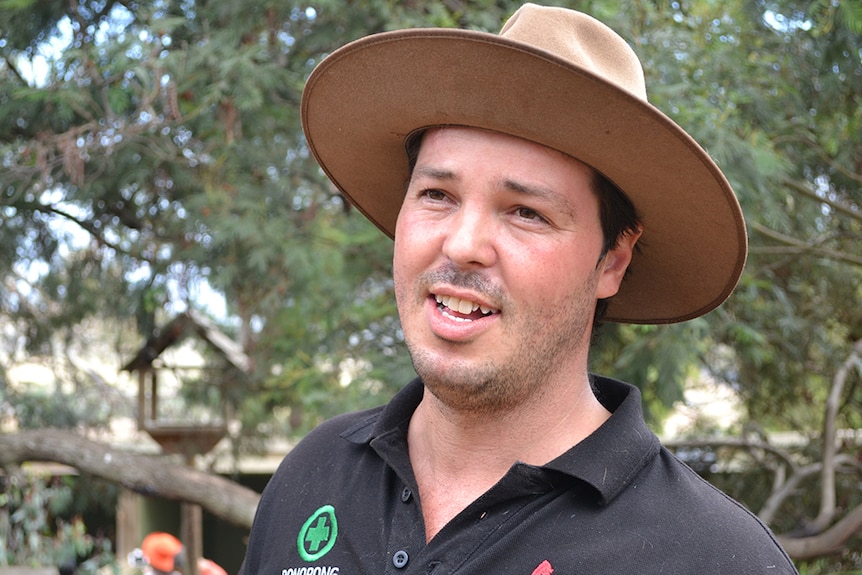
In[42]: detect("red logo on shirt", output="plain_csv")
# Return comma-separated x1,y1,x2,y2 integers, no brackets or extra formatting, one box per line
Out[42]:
531,560,554,575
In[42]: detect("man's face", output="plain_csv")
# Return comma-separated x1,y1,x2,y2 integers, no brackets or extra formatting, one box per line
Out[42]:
393,127,635,414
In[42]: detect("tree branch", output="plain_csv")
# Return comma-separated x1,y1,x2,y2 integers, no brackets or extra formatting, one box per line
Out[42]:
778,503,862,560
757,454,861,525
782,177,862,224
749,222,862,267
663,436,797,469
811,341,862,531
0,429,261,529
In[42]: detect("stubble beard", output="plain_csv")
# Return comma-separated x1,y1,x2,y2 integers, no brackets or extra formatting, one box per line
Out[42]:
400,266,598,416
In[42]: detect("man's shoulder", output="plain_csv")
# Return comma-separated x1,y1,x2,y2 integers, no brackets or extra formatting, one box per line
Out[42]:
638,447,797,571
283,403,386,460
255,403,391,515
653,446,758,511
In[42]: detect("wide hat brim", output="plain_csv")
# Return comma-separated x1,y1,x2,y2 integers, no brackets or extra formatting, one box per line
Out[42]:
301,25,746,324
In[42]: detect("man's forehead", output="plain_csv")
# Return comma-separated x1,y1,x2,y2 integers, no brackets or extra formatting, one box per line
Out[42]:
412,126,595,194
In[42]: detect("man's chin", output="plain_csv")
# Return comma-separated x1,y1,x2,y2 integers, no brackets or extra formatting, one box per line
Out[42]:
413,364,523,416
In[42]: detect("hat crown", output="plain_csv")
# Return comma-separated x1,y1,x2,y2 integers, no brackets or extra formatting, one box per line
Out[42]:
500,3,647,100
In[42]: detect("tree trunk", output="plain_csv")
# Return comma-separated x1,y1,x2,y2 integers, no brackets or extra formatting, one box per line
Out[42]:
0,429,261,529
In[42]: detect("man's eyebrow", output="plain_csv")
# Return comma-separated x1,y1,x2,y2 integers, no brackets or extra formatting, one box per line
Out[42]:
502,178,576,217
411,165,459,181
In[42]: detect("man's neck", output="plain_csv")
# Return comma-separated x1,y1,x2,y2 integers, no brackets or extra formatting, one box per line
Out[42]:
406,376,611,541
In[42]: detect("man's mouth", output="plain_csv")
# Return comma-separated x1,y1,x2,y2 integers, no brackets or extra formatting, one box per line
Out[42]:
434,294,499,322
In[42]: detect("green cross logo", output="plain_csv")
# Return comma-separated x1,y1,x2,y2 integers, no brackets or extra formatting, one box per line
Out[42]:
297,505,338,561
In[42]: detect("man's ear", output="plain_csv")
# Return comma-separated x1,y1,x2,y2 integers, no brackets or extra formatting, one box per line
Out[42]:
596,226,642,300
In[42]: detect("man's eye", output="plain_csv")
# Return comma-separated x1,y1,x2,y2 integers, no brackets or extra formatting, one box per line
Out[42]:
423,189,447,201
516,207,546,222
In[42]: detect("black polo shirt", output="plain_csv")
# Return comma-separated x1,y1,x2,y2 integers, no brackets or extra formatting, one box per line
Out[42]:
241,376,796,575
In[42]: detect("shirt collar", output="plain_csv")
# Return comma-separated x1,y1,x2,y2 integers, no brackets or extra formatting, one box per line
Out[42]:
340,377,424,445
543,375,661,504
341,376,660,505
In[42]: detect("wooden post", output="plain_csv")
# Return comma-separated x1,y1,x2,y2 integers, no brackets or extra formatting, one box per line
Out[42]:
137,372,146,427
149,372,159,424
115,489,142,564
180,454,201,575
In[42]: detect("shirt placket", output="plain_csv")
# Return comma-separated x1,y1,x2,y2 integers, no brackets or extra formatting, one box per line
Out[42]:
383,478,428,574
387,464,557,575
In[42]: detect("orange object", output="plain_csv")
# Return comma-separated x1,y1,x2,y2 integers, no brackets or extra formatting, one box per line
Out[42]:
142,532,184,573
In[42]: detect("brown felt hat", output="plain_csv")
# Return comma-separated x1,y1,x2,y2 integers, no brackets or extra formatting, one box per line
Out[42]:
301,3,747,324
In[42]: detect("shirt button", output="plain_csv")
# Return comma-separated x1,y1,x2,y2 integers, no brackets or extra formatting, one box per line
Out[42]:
393,550,409,569
401,487,413,502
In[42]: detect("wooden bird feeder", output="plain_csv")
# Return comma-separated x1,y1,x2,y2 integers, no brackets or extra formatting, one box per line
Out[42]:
122,310,251,459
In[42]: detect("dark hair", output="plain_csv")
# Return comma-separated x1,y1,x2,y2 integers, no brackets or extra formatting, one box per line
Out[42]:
404,130,640,334
591,172,640,330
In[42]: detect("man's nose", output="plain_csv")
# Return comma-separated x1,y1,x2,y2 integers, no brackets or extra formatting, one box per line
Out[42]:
441,205,497,269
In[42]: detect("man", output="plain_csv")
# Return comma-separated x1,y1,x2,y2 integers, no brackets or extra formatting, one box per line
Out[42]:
241,4,797,574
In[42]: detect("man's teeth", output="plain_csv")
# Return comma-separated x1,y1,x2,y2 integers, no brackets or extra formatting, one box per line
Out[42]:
435,294,497,315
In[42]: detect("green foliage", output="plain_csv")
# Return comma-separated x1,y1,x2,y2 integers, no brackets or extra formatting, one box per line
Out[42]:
5,388,108,429
0,473,115,573
592,321,709,424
